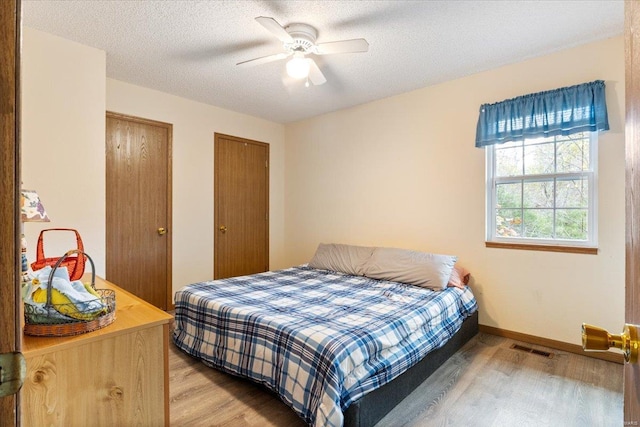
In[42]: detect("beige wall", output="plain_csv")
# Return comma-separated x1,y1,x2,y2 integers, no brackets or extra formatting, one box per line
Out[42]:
21,28,107,275
106,79,286,296
284,36,626,345
21,27,287,298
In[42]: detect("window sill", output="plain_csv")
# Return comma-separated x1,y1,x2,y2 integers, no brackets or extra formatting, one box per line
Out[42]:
485,241,598,255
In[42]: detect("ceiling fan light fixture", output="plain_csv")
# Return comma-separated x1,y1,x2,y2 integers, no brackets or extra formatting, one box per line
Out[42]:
286,55,310,79
241,17,369,86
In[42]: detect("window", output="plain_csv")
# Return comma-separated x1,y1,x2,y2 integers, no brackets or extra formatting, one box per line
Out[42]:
476,80,608,253
486,131,597,248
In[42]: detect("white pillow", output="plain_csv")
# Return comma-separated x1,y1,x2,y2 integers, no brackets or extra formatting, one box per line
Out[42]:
308,243,375,276
363,247,457,291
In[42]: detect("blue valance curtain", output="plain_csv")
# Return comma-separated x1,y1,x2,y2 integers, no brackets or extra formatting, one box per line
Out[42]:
475,80,609,148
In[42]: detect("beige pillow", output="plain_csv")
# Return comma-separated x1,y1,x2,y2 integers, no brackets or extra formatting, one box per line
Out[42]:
308,243,375,276
363,247,457,291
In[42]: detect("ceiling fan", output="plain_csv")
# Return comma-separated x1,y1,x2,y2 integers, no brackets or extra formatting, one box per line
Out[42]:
237,16,369,86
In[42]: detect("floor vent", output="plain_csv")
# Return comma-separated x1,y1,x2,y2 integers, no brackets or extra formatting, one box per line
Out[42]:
510,343,554,358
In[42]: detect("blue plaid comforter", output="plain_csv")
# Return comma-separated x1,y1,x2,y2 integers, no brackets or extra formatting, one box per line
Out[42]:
173,266,477,427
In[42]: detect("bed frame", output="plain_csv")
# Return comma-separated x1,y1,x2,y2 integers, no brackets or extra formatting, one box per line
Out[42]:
343,310,479,427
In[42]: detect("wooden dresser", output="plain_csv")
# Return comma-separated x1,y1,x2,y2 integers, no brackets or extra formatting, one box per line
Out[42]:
21,276,173,426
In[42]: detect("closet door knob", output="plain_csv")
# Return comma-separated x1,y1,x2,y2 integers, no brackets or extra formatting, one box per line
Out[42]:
157,227,167,235
219,225,227,233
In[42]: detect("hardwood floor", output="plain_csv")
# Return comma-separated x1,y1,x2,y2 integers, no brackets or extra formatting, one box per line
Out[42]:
169,342,306,427
169,332,623,427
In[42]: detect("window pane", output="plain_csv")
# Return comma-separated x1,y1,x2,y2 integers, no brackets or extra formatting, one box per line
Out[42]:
522,209,553,238
495,145,523,177
524,142,554,175
556,178,588,208
557,134,590,173
488,131,596,246
556,209,588,240
496,209,522,237
496,182,521,208
523,181,554,208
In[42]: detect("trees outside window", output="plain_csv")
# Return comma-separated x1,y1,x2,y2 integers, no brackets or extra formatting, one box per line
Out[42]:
487,132,597,247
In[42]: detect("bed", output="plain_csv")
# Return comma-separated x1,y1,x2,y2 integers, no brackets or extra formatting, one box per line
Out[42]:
173,245,478,427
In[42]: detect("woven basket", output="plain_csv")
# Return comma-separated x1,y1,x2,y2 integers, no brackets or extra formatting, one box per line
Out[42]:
24,250,116,337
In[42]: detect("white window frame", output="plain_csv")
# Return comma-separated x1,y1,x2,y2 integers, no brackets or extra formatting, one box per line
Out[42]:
485,132,598,248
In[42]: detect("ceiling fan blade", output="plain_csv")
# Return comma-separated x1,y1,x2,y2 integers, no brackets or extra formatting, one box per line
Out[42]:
236,52,291,67
315,39,369,55
255,16,294,43
308,59,327,85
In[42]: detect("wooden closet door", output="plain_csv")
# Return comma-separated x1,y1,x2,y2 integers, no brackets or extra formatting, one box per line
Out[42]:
214,134,269,279
106,112,172,310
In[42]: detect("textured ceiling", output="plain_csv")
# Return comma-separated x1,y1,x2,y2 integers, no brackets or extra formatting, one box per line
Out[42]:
22,1,624,124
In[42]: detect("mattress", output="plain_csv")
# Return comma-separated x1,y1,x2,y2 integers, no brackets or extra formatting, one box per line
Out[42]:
173,265,477,427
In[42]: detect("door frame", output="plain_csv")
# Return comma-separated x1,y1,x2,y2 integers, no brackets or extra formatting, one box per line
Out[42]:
1,0,21,425
105,111,173,310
